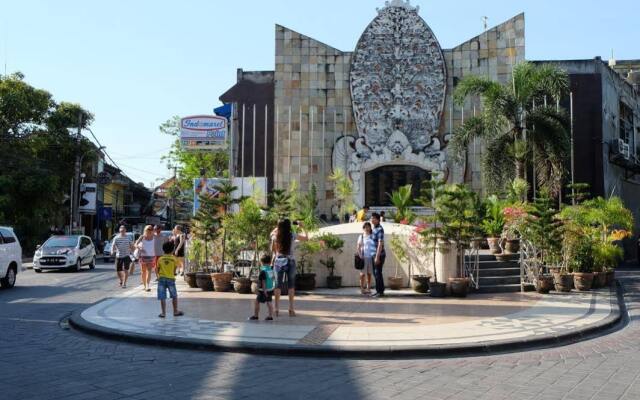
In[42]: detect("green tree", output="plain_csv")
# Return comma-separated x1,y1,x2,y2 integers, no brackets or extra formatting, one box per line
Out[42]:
451,62,570,196
191,193,222,271
523,193,562,267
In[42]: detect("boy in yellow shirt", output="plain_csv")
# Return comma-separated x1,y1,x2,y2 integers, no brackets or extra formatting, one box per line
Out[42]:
156,241,184,318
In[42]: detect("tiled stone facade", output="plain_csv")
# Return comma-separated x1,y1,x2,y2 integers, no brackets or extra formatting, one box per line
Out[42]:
274,12,525,216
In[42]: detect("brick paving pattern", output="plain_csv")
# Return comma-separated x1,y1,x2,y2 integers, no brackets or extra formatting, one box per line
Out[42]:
1,263,639,400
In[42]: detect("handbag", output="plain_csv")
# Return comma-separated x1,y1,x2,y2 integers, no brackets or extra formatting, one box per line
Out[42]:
354,253,364,270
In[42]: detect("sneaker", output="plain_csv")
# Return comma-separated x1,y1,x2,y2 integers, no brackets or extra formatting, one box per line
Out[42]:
370,292,380,298
247,316,259,321
265,316,273,321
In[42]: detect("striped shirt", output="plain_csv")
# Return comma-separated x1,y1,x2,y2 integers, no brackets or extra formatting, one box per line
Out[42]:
112,235,133,258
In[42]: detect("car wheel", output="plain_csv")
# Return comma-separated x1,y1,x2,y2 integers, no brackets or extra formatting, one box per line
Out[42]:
0,265,17,288
89,257,96,269
34,268,42,273
71,259,81,272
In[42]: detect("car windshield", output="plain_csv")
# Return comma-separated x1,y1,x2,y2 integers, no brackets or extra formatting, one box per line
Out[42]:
45,236,78,247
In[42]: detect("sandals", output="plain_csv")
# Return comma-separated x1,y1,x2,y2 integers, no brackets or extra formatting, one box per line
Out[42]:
289,309,296,317
173,311,184,317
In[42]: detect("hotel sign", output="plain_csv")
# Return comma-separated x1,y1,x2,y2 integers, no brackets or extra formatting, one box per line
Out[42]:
180,115,227,150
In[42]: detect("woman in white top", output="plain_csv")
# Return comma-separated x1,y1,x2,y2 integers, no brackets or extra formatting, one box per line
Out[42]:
356,222,376,294
135,225,156,292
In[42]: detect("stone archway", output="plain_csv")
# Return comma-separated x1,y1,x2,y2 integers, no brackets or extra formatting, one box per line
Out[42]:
364,164,431,206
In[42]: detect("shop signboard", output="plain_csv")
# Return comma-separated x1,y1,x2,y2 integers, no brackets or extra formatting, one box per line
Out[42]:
180,115,227,150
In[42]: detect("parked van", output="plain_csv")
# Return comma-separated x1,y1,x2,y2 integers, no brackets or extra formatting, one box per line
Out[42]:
0,226,23,289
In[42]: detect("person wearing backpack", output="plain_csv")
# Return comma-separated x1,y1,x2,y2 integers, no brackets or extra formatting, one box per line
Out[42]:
248,254,276,321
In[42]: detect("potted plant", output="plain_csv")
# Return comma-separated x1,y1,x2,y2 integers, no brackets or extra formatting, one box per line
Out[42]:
389,234,409,291
523,193,565,293
296,239,322,291
184,239,204,288
441,185,480,297
317,232,345,289
482,195,505,254
593,241,623,288
418,176,448,297
502,204,527,254
388,184,416,224
572,237,594,291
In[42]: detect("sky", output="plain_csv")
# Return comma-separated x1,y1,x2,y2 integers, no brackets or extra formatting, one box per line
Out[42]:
2,0,638,187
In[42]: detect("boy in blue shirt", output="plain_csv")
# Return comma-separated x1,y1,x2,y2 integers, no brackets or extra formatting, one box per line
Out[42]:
248,254,276,321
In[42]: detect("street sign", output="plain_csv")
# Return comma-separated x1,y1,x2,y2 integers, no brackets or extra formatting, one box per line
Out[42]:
97,171,112,185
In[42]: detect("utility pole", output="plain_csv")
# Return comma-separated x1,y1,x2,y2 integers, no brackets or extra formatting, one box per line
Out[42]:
72,112,83,233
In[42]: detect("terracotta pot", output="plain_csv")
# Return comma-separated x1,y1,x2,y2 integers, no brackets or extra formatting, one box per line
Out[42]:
326,275,342,289
184,272,198,288
429,282,447,298
487,237,501,254
410,275,431,294
553,272,572,292
233,277,252,294
449,277,469,298
592,271,607,289
503,239,520,254
387,276,403,290
535,275,554,294
195,272,213,291
573,272,594,291
211,272,234,292
495,253,512,262
605,270,615,286
295,273,316,291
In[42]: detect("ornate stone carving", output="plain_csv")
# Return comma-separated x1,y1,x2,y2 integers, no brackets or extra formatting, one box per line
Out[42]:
334,2,447,205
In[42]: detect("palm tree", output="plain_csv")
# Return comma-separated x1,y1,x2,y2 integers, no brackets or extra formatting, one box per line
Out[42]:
451,61,570,196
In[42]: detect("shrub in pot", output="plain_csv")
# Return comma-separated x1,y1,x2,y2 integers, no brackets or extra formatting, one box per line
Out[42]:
195,272,214,291
233,276,252,294
318,233,344,289
482,195,505,254
593,242,623,288
535,275,554,294
411,276,430,293
211,271,234,292
184,272,198,288
296,240,322,291
572,238,595,291
389,234,409,291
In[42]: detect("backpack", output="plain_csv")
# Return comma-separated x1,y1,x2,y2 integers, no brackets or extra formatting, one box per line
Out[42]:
260,266,276,292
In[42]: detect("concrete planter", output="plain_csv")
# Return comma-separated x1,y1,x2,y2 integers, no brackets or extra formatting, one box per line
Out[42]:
233,277,252,294
592,271,607,289
553,272,572,292
535,275,554,294
449,277,469,297
326,275,342,289
296,273,316,291
195,272,213,291
410,275,430,294
429,282,447,297
184,272,198,288
211,272,233,292
573,272,594,291
487,237,501,254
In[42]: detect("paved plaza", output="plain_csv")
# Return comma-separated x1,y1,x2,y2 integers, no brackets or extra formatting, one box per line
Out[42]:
74,279,619,354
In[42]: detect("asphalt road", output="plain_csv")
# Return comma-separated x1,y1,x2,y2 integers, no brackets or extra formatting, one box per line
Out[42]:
1,262,640,400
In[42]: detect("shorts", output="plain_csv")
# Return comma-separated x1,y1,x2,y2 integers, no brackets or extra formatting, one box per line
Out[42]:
362,257,373,275
275,257,296,289
157,278,177,300
256,290,273,303
140,256,155,269
116,257,131,272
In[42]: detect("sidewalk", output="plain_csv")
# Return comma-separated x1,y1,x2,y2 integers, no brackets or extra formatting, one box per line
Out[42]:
71,278,622,356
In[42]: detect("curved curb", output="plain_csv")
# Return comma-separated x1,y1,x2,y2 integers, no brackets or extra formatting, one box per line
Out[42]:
69,282,626,359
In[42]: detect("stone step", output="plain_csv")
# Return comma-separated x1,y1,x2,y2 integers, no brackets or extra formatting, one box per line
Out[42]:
477,261,519,269
466,253,519,262
478,267,521,277
478,275,521,286
474,284,525,294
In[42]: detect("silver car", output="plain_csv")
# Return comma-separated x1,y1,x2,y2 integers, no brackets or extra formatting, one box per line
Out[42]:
33,235,96,272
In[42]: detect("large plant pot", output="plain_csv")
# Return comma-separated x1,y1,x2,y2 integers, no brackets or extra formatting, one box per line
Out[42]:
503,239,520,255
295,273,316,291
211,272,234,292
195,272,213,291
494,253,512,262
592,271,607,289
573,272,594,291
535,275,554,294
233,277,252,294
429,282,447,298
184,272,198,288
387,276,403,290
326,275,342,289
411,275,431,294
487,237,501,254
449,277,469,298
553,272,572,292
605,269,615,286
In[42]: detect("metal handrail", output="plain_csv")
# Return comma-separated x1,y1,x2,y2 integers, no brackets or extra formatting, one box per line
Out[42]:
464,242,480,289
519,238,539,292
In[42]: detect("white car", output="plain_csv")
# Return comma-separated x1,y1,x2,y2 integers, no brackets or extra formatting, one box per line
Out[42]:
0,226,22,289
33,235,96,272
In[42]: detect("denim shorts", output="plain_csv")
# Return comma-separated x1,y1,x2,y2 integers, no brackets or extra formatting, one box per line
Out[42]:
157,277,177,300
275,257,296,289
